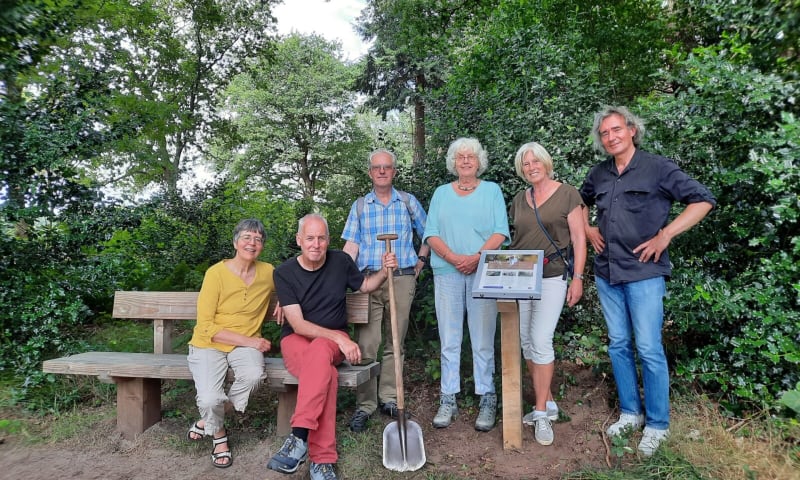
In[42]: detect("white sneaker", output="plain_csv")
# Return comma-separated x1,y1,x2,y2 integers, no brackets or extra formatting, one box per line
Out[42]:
606,413,645,436
638,427,669,456
533,416,554,446
522,404,559,425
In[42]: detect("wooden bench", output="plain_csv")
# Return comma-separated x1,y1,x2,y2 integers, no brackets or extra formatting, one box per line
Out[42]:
42,290,378,440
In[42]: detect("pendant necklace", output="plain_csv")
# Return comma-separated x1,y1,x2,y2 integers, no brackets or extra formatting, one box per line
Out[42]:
457,180,477,191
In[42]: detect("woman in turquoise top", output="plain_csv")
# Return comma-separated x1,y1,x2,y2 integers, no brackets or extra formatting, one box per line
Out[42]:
423,137,510,432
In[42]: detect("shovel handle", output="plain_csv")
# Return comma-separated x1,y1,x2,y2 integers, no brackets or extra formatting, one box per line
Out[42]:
377,234,404,411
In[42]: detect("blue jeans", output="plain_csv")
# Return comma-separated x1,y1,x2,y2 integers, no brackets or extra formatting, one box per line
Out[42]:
434,271,498,396
596,275,670,430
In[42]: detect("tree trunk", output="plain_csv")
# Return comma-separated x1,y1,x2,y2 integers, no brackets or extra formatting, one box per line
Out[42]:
413,73,426,165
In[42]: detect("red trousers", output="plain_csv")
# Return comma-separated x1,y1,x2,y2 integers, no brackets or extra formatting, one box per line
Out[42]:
281,333,344,464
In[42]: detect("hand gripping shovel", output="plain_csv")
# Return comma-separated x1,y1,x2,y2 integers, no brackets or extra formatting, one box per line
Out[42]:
378,233,426,472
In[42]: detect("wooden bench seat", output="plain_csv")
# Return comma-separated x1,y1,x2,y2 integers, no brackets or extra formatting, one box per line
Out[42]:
42,290,377,440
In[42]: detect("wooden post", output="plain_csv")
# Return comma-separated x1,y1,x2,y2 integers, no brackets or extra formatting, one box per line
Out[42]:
276,388,298,436
153,319,172,354
116,377,162,440
497,299,522,450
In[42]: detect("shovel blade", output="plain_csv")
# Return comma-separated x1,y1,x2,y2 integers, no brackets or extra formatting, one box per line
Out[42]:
382,418,426,472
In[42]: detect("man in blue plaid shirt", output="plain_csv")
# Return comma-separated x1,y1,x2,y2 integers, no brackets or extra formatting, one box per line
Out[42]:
341,148,430,433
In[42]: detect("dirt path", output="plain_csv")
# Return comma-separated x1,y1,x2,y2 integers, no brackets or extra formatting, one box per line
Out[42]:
1,361,614,479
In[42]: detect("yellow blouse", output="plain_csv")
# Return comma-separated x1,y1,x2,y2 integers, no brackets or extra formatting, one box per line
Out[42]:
189,260,275,352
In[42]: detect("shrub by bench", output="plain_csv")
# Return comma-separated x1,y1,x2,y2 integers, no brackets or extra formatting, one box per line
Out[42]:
42,290,378,440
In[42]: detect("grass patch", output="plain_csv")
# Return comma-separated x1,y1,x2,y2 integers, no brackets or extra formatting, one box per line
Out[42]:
566,392,800,480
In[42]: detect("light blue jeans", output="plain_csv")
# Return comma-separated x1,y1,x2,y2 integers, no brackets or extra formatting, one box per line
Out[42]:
596,275,670,430
434,271,498,396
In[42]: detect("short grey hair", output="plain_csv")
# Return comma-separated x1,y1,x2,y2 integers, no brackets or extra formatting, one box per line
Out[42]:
367,148,397,169
297,213,329,236
233,218,266,243
513,142,554,182
591,105,646,154
445,137,489,176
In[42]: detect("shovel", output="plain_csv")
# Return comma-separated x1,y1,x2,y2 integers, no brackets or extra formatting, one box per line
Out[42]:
378,233,426,472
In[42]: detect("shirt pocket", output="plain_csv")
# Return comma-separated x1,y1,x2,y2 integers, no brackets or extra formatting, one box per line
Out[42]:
623,186,651,213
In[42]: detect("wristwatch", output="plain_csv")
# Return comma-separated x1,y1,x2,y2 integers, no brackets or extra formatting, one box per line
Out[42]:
418,255,429,264
574,273,585,280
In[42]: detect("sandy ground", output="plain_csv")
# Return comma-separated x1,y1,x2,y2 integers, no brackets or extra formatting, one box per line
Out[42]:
1,361,615,479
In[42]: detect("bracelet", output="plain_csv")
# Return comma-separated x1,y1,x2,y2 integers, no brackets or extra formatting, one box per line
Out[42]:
574,273,585,280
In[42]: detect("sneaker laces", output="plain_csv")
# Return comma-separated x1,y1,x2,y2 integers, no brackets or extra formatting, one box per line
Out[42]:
278,434,303,457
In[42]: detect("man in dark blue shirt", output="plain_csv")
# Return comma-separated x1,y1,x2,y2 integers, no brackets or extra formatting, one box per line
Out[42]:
579,106,716,456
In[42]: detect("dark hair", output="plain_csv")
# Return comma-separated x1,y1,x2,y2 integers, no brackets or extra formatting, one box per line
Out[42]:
591,105,646,154
233,218,266,243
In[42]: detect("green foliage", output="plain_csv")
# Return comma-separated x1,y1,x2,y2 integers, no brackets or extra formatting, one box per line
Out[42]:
217,33,365,201
639,36,800,413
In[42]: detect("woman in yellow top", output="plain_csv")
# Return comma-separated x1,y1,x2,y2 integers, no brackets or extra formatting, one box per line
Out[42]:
186,218,275,468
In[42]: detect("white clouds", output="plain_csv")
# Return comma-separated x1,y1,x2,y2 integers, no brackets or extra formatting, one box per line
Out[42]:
273,0,369,61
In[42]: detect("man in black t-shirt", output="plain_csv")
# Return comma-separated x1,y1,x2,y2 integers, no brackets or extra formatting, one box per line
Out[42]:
266,214,396,480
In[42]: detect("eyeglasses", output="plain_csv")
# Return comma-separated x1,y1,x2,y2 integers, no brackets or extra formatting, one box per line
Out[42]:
239,234,264,244
456,154,478,162
370,164,395,171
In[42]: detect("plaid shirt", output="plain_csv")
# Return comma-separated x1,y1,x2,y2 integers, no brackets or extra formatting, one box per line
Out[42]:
341,188,427,271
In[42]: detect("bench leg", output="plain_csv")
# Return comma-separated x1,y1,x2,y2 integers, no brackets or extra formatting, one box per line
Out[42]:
115,377,162,440
276,387,298,437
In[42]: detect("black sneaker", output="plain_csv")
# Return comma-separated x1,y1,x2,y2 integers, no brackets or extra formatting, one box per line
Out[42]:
348,409,370,433
379,401,399,418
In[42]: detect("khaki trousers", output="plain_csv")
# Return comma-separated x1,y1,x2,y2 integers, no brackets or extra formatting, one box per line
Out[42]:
354,274,416,413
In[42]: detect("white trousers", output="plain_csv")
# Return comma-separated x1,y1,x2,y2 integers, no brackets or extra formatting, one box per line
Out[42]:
519,276,568,364
187,345,264,435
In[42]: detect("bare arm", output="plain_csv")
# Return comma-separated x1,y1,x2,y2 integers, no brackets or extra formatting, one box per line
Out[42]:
428,233,506,275
566,205,587,307
633,201,714,263
281,303,361,364
343,240,359,261
359,252,397,292
211,330,271,353
583,204,605,254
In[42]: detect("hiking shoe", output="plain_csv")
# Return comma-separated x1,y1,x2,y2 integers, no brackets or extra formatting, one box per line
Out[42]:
475,393,497,432
638,427,669,456
607,412,645,436
523,404,559,425
533,416,554,446
380,401,399,418
266,434,308,474
432,393,457,428
380,401,410,419
310,462,338,480
349,409,371,433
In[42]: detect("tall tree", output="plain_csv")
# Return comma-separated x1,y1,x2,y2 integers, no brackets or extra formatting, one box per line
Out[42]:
82,0,279,196
216,33,364,201
356,0,494,164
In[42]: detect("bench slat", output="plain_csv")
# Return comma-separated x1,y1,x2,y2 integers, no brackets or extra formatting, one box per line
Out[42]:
43,352,379,388
112,291,368,324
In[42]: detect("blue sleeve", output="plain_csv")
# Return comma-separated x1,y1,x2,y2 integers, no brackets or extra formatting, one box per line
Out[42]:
341,200,360,243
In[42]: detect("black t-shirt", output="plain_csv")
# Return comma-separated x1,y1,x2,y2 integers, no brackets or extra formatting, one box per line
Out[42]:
274,249,364,339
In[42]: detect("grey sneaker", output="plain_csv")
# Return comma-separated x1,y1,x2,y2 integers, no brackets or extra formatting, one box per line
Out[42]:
310,462,338,480
606,412,645,437
475,393,497,432
533,416,554,446
432,393,458,428
266,434,308,474
523,404,559,425
638,427,669,456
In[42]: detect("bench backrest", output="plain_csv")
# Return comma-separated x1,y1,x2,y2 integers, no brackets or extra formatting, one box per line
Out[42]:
112,291,368,354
